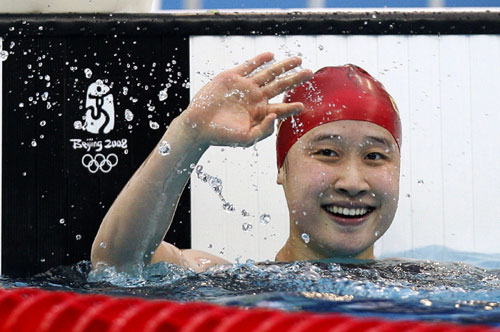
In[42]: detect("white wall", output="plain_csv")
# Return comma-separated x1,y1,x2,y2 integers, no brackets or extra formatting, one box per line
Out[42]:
190,34,500,262
0,0,153,13
0,38,3,273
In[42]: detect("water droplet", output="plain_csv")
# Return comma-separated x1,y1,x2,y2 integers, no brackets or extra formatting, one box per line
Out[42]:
124,109,134,121
209,176,222,192
40,120,46,127
158,87,168,101
189,163,196,169
9,41,15,49
259,213,271,224
406,193,411,198
84,68,92,79
158,140,171,156
40,258,46,263
318,44,324,50
301,233,310,243
242,222,253,232
222,202,235,212
19,102,24,108
417,179,424,185
374,231,380,237
31,140,37,147
44,75,50,81
0,50,9,61
149,121,160,130
41,92,49,101
59,218,65,224
22,172,27,176
75,234,82,240
99,242,107,248
122,87,128,95
241,209,250,217
74,121,83,130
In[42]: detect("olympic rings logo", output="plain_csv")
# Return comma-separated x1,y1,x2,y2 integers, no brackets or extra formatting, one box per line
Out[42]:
81,153,118,173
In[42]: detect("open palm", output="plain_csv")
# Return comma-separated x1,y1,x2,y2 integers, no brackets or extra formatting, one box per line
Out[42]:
183,53,313,147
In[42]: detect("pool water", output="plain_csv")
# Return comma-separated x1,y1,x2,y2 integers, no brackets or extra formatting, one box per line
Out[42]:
1,258,499,326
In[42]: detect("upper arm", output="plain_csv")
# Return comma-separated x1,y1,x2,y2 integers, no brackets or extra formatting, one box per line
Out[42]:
151,241,230,272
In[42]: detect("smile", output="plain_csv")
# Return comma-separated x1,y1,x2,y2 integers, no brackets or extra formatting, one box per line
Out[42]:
324,205,372,217
323,205,374,217
321,204,375,226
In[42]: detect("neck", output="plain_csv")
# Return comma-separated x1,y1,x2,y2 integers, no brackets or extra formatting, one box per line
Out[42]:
275,235,375,262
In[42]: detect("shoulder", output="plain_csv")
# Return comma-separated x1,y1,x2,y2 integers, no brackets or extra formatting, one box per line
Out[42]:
151,241,230,272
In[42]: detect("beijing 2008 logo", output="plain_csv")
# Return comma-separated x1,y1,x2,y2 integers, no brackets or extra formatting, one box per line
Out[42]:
69,78,128,174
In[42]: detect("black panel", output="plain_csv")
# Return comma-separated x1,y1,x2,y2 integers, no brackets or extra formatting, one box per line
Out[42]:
0,12,499,37
2,31,190,276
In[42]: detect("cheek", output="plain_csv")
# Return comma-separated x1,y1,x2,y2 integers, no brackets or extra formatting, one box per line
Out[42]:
287,161,332,188
370,165,400,195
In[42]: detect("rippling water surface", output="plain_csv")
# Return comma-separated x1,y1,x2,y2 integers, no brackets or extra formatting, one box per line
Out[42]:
1,259,499,326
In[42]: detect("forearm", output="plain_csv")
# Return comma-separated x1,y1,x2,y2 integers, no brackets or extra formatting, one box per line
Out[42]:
91,114,207,270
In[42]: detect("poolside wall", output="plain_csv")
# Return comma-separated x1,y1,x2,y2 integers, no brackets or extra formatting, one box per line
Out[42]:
0,11,498,275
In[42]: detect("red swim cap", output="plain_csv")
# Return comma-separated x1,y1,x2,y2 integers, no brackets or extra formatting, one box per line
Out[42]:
276,65,401,169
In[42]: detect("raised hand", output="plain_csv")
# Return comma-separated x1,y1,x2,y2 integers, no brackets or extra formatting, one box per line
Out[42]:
181,52,313,147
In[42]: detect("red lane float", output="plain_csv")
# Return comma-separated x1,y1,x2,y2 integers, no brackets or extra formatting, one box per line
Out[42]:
0,287,497,332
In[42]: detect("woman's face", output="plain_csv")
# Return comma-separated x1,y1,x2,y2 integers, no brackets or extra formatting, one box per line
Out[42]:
277,120,400,260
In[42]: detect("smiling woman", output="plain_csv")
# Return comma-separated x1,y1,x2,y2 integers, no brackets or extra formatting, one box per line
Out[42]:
274,64,401,262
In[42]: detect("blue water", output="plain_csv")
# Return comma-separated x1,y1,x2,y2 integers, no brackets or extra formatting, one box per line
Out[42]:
1,256,499,326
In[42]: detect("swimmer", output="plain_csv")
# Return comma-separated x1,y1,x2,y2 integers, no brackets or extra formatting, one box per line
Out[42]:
91,52,401,273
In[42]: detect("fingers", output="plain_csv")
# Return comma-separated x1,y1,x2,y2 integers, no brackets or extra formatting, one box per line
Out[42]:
268,102,305,119
263,69,314,99
251,56,303,86
248,113,277,142
234,52,275,76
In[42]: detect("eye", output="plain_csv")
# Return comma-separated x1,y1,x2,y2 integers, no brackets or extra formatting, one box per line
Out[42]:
319,149,338,157
365,152,385,161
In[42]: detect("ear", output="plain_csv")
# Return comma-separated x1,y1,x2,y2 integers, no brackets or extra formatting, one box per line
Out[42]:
276,166,284,185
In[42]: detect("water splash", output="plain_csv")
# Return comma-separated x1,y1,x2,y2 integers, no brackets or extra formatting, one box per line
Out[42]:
2,259,500,325
158,141,171,156
301,233,310,243
242,223,253,232
195,165,270,227
84,68,93,79
124,109,134,122
149,121,160,130
158,87,169,101
259,213,271,224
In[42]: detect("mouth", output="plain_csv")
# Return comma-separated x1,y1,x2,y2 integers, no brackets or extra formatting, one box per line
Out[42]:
321,204,375,226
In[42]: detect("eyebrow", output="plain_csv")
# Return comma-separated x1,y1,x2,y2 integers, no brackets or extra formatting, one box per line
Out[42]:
309,134,392,148
364,136,391,148
309,134,342,144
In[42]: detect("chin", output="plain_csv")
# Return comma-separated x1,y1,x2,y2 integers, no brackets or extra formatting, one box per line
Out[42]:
318,239,374,259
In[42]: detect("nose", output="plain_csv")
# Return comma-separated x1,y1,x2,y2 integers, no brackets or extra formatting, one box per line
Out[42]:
333,162,370,197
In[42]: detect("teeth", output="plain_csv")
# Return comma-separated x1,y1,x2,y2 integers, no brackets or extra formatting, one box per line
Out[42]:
325,205,369,217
